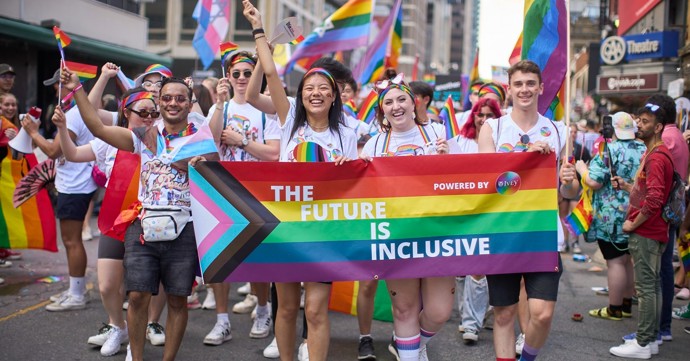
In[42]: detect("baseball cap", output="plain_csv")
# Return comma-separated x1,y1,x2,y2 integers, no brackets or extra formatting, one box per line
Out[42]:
612,112,636,140
133,64,173,87
0,64,16,76
43,69,61,86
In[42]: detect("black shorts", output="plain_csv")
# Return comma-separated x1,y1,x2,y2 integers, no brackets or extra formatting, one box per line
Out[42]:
123,219,199,296
597,239,629,260
56,192,96,221
487,255,563,307
98,234,125,260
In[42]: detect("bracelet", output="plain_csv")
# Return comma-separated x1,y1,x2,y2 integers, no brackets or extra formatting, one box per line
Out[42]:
252,28,265,36
62,84,83,104
254,34,266,40
215,104,224,111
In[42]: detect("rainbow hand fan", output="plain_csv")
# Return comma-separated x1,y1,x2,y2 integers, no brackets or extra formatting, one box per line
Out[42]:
13,158,55,208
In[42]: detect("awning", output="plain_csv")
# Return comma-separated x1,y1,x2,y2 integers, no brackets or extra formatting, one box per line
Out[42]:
0,16,172,67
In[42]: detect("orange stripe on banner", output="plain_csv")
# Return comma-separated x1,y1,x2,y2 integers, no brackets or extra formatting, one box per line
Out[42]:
239,167,556,201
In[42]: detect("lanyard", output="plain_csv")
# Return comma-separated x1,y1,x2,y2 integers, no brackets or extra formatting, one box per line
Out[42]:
381,124,431,156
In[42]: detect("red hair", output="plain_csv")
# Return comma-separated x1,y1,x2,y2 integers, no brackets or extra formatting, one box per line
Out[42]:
459,97,502,139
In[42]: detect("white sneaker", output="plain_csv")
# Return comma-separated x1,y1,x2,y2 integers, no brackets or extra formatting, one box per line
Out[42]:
122,300,129,310
187,291,201,310
202,288,216,310
100,325,128,356
82,228,93,241
50,290,68,303
125,344,132,361
237,282,251,295
45,294,86,311
203,321,232,345
233,294,258,314
515,333,525,355
263,337,280,358
650,340,659,355
251,302,271,320
88,324,115,346
298,342,309,361
0,259,12,268
146,322,166,346
250,314,272,339
419,345,429,361
610,339,651,359
462,329,479,344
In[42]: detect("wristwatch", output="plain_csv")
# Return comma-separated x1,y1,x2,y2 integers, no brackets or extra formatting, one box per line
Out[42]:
240,138,249,148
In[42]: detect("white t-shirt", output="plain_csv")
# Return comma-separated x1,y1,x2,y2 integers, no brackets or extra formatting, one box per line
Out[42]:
278,100,358,162
55,107,98,194
207,100,280,161
131,113,218,211
89,138,118,181
455,110,471,127
343,113,370,140
452,135,478,154
362,123,451,157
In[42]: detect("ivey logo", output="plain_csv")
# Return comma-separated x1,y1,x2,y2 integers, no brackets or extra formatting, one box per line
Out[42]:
495,171,521,195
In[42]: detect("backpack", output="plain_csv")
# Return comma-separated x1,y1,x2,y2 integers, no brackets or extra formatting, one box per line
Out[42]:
657,152,686,226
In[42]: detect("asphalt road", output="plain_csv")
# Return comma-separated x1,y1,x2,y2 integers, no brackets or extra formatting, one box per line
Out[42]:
1,218,688,360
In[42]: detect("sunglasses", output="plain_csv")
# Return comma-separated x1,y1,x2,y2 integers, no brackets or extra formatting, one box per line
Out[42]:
0,74,15,79
520,134,530,145
160,95,189,103
142,80,162,88
231,70,252,79
128,108,160,118
645,103,660,112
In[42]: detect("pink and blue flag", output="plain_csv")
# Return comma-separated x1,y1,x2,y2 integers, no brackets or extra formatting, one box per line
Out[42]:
192,0,231,70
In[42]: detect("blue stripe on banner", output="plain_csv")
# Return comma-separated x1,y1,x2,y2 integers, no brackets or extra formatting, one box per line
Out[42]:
526,0,560,69
242,230,557,263
173,139,218,161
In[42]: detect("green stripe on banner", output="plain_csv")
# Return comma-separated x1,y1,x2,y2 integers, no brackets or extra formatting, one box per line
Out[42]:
261,210,556,244
522,0,550,55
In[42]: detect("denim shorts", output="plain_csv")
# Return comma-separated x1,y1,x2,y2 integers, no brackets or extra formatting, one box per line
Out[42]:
123,219,199,296
487,254,563,307
56,192,95,220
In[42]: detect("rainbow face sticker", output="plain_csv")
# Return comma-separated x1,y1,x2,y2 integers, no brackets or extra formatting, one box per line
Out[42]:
540,127,551,137
495,171,521,195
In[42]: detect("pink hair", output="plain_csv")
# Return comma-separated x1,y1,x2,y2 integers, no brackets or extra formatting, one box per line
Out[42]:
459,97,502,139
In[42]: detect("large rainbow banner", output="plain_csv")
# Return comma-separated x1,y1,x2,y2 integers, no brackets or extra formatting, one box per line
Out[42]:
190,153,559,283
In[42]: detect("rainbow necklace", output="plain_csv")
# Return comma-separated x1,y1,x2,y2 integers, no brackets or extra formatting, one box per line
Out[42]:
162,123,198,153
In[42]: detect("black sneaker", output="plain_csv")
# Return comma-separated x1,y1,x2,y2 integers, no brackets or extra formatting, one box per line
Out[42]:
358,336,376,360
684,326,690,335
387,336,400,361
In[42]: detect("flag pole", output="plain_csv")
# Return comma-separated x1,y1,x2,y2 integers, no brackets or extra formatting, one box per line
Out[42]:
564,0,572,160
58,58,64,104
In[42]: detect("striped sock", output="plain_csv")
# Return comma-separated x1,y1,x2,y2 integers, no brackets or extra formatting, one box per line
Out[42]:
395,334,421,361
519,343,540,361
420,327,436,348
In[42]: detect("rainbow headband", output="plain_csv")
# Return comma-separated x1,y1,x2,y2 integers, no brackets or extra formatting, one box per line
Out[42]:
121,91,155,109
377,84,415,108
470,82,484,93
230,55,256,67
478,83,506,104
304,67,336,88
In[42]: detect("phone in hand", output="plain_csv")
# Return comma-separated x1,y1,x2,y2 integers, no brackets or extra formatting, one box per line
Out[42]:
28,106,42,121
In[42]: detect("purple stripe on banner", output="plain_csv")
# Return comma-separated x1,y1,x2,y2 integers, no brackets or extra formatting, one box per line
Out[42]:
223,252,559,282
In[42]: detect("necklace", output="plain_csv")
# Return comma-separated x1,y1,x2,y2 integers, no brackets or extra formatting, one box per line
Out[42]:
308,122,329,131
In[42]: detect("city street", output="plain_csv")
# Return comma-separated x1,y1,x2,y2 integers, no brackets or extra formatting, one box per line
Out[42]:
1,217,688,360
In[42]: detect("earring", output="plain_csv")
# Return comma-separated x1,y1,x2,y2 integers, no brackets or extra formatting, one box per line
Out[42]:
383,118,389,126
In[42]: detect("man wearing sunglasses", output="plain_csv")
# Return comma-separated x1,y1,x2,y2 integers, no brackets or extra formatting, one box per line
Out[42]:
478,60,578,361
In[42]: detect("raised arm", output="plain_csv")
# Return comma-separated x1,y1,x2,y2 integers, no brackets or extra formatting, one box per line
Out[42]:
61,66,134,152
246,58,278,114
88,62,121,125
52,106,96,163
243,0,290,125
208,78,231,142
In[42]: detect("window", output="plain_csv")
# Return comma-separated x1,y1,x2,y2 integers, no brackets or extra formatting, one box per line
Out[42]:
144,0,168,43
233,1,254,42
180,0,197,42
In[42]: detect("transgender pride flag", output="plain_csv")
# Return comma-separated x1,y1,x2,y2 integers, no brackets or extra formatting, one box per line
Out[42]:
193,0,231,69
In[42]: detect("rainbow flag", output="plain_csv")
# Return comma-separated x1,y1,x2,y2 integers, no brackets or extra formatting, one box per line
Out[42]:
353,0,401,85
64,61,97,82
423,73,436,86
469,48,480,83
438,96,460,139
357,89,378,125
427,106,440,117
0,151,57,252
220,41,239,67
98,151,141,241
285,0,372,74
343,99,357,118
521,0,567,120
289,35,305,45
329,281,393,322
509,33,523,65
52,26,71,59
680,241,690,276
387,1,403,69
564,181,593,235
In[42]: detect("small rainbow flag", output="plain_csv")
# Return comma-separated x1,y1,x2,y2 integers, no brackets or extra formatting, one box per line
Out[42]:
64,61,97,82
53,26,71,59
289,35,305,45
343,99,357,118
469,48,480,83
220,41,239,67
423,73,435,86
357,89,378,125
564,182,593,235
438,96,459,139
427,106,440,117
329,281,393,322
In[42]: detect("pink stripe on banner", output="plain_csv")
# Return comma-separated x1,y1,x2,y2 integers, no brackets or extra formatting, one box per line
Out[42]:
224,252,560,282
191,182,234,258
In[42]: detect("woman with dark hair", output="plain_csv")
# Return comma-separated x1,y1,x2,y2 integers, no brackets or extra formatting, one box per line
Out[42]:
192,84,213,117
244,2,357,360
452,97,502,154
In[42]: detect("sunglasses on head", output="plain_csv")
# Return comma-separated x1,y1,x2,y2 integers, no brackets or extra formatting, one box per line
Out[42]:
128,108,160,118
160,95,189,103
645,103,660,112
231,70,252,79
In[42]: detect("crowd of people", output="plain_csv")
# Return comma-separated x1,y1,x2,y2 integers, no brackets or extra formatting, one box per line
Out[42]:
2,1,690,360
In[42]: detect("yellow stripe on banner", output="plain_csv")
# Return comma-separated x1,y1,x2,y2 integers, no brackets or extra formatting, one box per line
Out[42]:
351,281,359,316
0,158,28,248
262,189,557,222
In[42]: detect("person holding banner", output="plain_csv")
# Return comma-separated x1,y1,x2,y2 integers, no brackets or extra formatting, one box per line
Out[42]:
202,49,279,346
477,60,578,361
244,2,358,360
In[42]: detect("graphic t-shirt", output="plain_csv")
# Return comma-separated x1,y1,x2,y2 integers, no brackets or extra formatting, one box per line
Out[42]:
362,123,447,157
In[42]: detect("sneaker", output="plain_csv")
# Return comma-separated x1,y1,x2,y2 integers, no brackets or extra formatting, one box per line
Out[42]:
251,302,272,320
122,300,129,310
203,322,232,345
187,291,201,310
684,326,690,335
82,228,93,241
146,322,166,346
609,339,651,359
202,288,216,310
357,336,375,360
650,340,659,355
387,336,400,361
659,330,673,341
622,332,663,345
250,314,272,339
298,342,309,361
101,325,128,356
0,259,12,268
515,333,525,355
672,304,690,320
232,294,258,314
50,290,69,303
125,344,132,361
595,287,609,296
0,249,22,260
457,325,465,333
572,241,582,254
88,323,115,346
622,310,632,318
237,282,251,295
419,345,428,361
45,294,86,311
263,337,280,359
463,329,479,345
677,288,690,300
